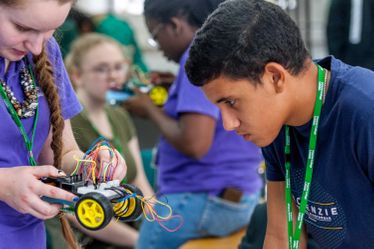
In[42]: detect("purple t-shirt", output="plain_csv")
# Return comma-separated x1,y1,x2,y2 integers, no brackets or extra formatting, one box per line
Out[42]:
157,49,263,195
0,38,82,249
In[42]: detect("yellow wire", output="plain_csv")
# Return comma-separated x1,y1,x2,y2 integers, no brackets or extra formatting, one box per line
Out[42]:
71,155,82,175
138,196,173,221
102,162,108,181
91,161,97,184
72,156,97,180
96,147,117,181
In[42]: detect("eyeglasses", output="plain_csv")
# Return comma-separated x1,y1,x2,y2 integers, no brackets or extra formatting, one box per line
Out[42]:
88,62,130,76
147,23,165,48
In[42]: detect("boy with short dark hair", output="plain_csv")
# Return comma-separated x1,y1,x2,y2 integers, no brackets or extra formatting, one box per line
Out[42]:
185,0,374,248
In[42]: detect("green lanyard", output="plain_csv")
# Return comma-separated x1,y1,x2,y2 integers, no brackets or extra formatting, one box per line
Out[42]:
0,63,39,166
284,65,326,249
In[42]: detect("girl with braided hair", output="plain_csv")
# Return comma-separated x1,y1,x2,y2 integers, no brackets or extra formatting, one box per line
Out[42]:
0,1,127,249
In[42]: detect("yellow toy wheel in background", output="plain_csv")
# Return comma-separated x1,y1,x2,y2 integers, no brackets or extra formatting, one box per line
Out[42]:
149,86,168,106
75,192,113,230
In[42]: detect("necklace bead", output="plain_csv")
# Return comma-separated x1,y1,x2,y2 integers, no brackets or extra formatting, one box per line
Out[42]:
0,68,38,118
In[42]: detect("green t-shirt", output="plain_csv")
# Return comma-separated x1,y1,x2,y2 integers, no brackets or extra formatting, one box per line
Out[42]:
71,105,137,183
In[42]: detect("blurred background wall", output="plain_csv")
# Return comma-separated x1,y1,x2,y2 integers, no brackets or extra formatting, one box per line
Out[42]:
74,0,331,71
65,0,332,150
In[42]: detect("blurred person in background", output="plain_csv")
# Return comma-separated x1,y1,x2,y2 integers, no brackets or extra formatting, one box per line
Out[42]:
46,33,154,249
124,1,263,248
327,0,374,70
94,13,149,74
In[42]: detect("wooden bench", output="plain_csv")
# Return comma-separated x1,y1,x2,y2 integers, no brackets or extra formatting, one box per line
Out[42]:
179,228,246,249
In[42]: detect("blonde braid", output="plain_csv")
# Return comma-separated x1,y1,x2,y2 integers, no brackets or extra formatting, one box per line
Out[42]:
33,49,80,249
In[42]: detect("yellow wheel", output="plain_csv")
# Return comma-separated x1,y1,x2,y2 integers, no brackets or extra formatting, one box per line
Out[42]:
115,184,144,222
75,192,113,230
113,194,136,218
149,86,168,106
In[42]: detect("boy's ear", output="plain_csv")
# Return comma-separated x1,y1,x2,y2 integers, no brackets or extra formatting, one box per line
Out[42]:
263,62,287,94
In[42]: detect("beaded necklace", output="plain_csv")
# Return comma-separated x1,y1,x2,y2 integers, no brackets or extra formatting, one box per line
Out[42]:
0,67,38,118
0,60,39,165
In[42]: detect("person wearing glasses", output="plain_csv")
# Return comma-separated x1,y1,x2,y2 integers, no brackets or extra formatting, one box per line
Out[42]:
46,33,154,249
94,13,149,74
124,1,263,249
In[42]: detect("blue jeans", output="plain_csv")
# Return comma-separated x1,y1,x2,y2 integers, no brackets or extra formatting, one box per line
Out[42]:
136,191,260,249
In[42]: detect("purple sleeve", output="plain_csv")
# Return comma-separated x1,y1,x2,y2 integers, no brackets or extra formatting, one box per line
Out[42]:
175,57,219,119
46,37,82,120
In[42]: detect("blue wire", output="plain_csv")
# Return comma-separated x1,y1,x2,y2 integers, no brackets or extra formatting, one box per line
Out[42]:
116,193,137,203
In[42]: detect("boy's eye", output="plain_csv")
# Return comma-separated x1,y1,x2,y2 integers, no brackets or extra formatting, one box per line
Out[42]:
224,99,236,107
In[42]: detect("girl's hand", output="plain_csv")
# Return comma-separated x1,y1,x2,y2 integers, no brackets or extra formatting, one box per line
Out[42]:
97,148,127,181
0,166,76,220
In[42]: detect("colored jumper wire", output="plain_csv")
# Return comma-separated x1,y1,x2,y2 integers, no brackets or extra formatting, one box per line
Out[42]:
72,137,184,232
